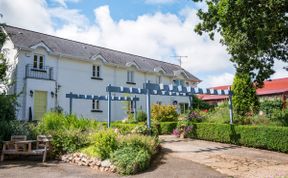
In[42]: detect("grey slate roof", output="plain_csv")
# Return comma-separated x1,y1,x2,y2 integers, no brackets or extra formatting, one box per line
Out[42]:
3,25,200,82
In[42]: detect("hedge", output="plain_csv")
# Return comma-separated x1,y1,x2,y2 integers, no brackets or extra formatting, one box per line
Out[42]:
103,122,179,135
190,123,288,153
159,122,178,134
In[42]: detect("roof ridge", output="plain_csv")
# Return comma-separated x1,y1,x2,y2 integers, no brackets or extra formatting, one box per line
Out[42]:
4,24,182,68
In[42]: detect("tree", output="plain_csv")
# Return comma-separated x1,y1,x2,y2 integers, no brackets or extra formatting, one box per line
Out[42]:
0,27,8,86
231,72,259,116
192,0,288,87
0,25,17,121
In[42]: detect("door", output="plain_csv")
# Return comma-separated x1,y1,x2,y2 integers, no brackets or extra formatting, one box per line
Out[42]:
34,91,47,120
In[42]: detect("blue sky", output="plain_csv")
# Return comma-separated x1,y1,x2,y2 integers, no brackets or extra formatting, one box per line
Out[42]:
47,0,197,22
0,0,287,87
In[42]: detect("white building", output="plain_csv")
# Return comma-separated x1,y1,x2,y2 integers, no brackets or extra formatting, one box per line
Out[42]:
1,25,201,121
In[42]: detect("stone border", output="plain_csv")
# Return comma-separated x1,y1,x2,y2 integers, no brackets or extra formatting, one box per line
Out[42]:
61,153,116,173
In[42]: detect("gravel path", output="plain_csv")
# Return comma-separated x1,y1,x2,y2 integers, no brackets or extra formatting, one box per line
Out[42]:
160,135,288,178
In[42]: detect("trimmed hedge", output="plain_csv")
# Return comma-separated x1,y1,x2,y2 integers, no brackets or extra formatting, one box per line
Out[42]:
191,123,288,153
107,122,178,135
159,122,178,134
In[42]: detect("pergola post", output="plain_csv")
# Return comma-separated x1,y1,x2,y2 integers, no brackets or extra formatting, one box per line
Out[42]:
188,95,193,110
146,83,151,129
69,92,73,115
228,88,233,125
133,95,137,122
107,85,112,128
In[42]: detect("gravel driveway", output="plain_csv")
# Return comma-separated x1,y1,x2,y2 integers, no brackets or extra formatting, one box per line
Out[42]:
1,136,287,178
160,135,288,178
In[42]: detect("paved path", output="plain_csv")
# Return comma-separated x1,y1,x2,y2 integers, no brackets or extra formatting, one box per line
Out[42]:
160,135,288,178
1,136,287,178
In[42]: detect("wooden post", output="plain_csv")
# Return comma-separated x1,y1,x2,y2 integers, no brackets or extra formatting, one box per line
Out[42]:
134,95,137,122
107,85,112,128
228,89,233,125
146,83,151,129
69,92,73,115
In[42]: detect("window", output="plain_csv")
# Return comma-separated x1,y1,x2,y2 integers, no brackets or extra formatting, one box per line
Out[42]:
179,103,189,114
156,76,162,84
92,65,101,78
33,54,44,69
173,79,184,86
128,100,134,113
92,100,100,110
127,71,134,83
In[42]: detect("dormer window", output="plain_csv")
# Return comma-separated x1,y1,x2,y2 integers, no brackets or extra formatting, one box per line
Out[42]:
126,70,135,84
91,65,103,80
173,79,184,86
33,54,44,69
156,76,162,84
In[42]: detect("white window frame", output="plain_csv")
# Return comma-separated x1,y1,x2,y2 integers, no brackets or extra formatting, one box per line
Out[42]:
33,54,45,69
92,100,100,110
127,70,134,83
156,75,162,84
173,79,184,86
92,65,101,78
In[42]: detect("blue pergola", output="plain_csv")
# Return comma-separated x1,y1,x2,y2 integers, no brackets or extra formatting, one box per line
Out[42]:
106,81,233,129
66,92,139,126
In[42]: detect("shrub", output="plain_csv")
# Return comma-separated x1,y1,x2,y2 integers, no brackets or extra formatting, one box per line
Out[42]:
271,109,288,126
136,110,147,122
37,112,98,133
260,99,282,117
111,134,159,175
187,110,205,122
111,123,137,134
111,146,151,175
52,129,88,156
89,129,118,160
118,134,159,155
205,102,231,124
36,112,99,157
0,120,36,141
151,104,178,122
131,125,150,135
190,123,288,153
192,95,213,110
159,122,177,134
0,94,17,121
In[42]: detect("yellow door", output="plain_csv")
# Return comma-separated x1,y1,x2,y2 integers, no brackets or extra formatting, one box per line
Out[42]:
34,91,47,120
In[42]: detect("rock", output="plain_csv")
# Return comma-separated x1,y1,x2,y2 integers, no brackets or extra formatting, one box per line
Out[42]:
100,167,105,172
101,160,111,168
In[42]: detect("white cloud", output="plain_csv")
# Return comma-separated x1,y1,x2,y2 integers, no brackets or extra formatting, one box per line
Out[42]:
271,60,288,79
199,73,234,88
0,0,53,33
52,0,81,8
48,7,89,27
0,1,286,87
144,0,176,4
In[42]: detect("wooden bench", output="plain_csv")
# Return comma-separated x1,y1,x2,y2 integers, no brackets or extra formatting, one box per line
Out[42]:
1,135,52,162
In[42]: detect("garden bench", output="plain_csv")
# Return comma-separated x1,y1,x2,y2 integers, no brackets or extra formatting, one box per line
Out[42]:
1,135,52,162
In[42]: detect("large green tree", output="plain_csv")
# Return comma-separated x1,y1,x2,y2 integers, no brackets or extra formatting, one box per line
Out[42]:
192,0,288,87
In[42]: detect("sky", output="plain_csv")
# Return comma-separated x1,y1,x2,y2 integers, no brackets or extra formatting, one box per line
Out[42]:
0,0,287,88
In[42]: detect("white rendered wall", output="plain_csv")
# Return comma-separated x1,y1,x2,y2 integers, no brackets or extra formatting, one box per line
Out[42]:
14,47,195,121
